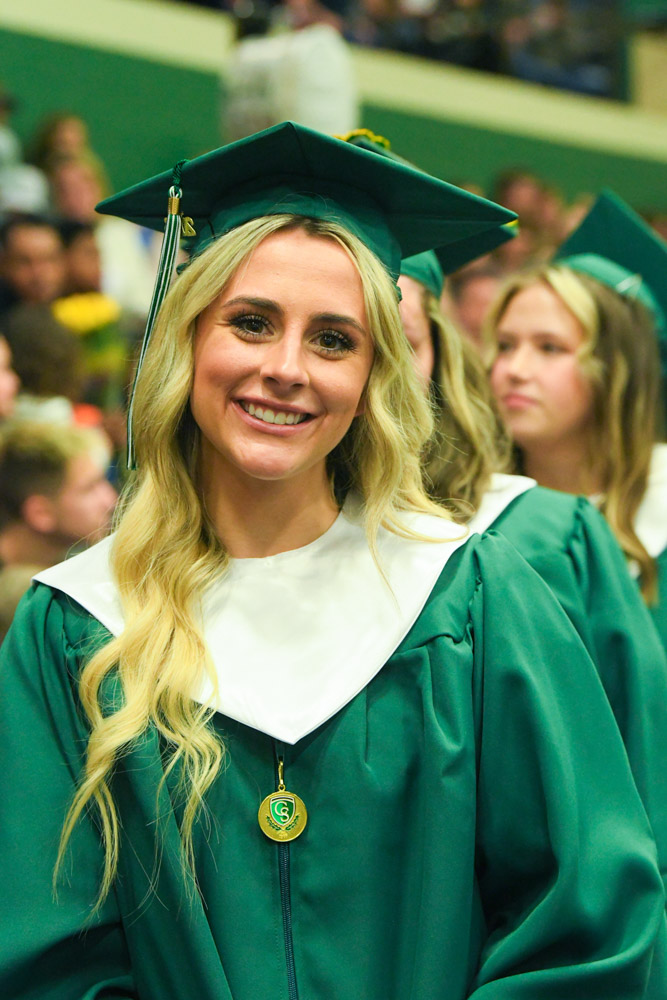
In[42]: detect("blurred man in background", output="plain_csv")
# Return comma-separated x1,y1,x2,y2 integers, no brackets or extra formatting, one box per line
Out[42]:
0,214,66,320
0,421,116,573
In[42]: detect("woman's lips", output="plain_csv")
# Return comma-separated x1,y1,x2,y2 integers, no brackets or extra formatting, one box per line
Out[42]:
234,399,315,435
501,392,538,410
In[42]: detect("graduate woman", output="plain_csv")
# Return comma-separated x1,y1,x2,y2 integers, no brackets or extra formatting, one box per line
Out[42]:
0,126,664,1000
487,191,667,652
398,248,667,912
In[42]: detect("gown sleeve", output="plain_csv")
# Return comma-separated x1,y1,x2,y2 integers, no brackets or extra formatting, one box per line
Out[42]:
0,584,137,1000
467,534,665,999
565,500,667,891
498,493,667,895
649,548,667,655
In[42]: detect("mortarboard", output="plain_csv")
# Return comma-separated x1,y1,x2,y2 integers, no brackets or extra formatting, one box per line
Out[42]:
554,188,667,413
399,221,519,301
555,190,666,337
96,121,515,467
400,251,445,300
341,129,517,278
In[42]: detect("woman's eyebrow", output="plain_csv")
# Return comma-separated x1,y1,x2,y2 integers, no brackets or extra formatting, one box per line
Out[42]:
314,313,367,336
222,296,282,313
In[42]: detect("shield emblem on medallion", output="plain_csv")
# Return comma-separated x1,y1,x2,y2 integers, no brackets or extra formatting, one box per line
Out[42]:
270,794,296,827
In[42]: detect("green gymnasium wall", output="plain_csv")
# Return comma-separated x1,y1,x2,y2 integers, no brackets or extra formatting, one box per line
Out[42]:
361,105,667,210
0,29,221,192
1,23,666,210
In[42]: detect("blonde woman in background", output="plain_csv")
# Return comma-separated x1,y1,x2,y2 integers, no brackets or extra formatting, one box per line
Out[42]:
0,126,663,1000
400,249,667,925
487,192,667,651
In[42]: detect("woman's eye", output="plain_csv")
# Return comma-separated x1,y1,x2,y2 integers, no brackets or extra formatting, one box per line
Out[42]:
314,330,354,354
496,340,513,354
232,314,269,336
540,341,564,354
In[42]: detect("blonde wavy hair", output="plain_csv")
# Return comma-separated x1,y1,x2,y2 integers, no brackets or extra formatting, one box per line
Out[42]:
420,289,511,520
57,213,451,904
484,264,664,601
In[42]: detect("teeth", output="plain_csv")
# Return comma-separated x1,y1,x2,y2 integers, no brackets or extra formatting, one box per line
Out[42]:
244,402,306,425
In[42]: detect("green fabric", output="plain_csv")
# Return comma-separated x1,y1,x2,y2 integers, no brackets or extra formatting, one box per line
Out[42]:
491,486,667,893
400,250,444,298
343,131,517,275
558,253,663,332
95,122,516,282
650,548,667,655
0,533,664,998
554,190,667,404
555,189,667,339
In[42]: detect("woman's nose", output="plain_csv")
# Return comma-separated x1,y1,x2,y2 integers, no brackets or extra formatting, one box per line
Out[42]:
260,332,309,389
505,343,533,380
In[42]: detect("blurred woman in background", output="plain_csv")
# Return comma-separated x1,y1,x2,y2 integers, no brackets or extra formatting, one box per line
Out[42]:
399,249,667,916
486,192,667,650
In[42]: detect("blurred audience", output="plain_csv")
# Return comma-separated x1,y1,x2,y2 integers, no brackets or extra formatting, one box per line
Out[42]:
447,263,504,350
0,335,20,423
59,220,102,294
502,0,616,97
27,112,109,183
0,421,117,640
0,215,66,320
0,85,50,217
224,0,358,140
2,303,84,425
348,0,502,70
493,169,545,229
53,220,139,415
0,421,117,571
46,153,156,317
187,0,629,98
0,84,21,170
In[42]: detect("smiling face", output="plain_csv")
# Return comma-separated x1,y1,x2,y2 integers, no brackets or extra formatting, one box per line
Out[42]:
490,281,595,451
191,227,374,496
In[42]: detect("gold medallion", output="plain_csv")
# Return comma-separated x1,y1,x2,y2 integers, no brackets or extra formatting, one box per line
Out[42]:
258,760,308,842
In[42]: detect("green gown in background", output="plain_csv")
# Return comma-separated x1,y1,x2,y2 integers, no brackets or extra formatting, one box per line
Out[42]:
485,485,667,893
0,533,664,1000
652,548,667,653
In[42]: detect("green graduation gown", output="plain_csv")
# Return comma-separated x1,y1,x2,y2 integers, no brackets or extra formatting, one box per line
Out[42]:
653,548,667,653
635,445,667,654
476,482,667,894
0,532,664,1000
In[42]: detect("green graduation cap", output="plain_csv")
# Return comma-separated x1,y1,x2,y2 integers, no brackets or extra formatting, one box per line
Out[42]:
341,129,517,278
555,187,667,353
99,121,515,277
400,251,445,299
96,121,515,467
554,189,667,415
399,219,518,300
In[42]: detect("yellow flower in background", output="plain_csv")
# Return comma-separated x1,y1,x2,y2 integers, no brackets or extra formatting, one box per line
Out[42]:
52,293,122,334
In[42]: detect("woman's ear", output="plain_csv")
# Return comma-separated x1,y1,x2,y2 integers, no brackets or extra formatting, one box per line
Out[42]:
21,494,58,534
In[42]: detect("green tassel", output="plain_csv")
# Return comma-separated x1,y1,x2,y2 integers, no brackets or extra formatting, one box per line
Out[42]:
126,185,183,471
